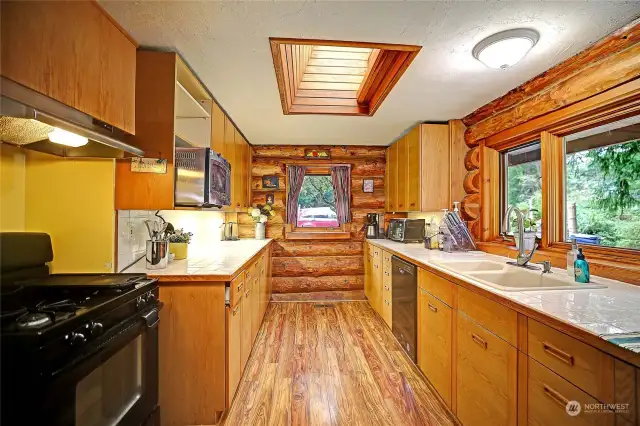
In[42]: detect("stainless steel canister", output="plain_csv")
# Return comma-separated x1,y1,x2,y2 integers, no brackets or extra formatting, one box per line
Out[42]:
146,240,169,270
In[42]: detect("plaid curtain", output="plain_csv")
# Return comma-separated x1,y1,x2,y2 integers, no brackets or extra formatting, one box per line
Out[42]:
330,166,351,224
286,165,307,225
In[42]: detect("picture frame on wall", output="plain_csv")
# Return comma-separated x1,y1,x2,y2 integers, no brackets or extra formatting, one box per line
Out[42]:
304,148,331,160
266,192,275,205
362,179,374,193
262,175,279,189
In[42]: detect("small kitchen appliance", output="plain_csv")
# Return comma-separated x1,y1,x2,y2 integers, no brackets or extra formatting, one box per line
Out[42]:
0,232,162,426
175,147,231,208
387,218,425,243
364,213,385,239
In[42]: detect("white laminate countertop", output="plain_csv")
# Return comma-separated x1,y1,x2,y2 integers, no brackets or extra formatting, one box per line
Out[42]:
125,239,272,281
367,239,640,342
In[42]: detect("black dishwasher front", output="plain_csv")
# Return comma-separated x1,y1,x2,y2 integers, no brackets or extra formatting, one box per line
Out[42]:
391,255,417,362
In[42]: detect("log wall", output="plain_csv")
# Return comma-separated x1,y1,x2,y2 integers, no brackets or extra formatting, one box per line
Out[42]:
241,145,386,293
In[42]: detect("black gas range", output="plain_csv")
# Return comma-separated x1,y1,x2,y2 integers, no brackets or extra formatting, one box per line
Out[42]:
1,233,161,426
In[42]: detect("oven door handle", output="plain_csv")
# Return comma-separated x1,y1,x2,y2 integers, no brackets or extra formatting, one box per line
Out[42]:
142,303,162,329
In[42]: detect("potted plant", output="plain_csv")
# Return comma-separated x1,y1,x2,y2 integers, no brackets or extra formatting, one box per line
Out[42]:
247,204,276,239
168,228,193,260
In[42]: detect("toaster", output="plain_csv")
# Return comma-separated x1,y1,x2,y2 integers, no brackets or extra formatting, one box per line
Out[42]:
387,219,425,243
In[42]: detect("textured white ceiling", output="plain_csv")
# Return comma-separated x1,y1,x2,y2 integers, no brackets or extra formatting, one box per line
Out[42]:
101,1,639,146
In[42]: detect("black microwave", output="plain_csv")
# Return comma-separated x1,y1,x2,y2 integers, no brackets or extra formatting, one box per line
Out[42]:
388,219,425,243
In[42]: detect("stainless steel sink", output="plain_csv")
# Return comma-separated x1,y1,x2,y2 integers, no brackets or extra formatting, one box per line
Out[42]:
467,268,607,292
431,260,507,273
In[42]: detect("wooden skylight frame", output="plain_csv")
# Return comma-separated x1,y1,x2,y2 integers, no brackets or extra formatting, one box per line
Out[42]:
269,38,421,116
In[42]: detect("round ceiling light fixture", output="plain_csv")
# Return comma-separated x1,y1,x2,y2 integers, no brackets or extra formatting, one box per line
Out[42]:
472,28,539,69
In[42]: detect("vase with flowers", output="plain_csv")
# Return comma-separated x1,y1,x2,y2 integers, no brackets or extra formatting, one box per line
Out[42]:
248,203,276,239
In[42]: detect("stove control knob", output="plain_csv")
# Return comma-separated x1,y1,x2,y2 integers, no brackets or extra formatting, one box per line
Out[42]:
145,292,156,303
68,332,86,346
89,322,104,338
136,296,146,310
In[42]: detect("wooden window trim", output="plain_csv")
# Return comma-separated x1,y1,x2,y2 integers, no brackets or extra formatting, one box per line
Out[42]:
481,80,640,283
284,164,351,240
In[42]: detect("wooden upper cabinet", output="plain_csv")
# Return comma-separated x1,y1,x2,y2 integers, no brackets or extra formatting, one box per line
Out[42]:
384,123,452,212
211,102,226,155
0,1,136,134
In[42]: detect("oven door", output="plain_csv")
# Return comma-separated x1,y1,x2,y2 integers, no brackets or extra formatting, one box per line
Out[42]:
42,307,160,426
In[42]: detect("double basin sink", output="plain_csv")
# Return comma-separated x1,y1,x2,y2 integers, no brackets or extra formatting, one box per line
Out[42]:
431,260,607,292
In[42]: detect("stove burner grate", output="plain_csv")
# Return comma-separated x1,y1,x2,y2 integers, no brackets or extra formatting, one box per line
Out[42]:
16,312,52,329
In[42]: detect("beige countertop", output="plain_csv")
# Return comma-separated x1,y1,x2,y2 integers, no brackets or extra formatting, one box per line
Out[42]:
125,239,272,282
367,239,640,362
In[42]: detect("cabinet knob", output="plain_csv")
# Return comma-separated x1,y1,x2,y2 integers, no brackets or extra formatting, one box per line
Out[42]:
471,333,487,349
428,303,437,313
232,305,240,315
237,283,243,292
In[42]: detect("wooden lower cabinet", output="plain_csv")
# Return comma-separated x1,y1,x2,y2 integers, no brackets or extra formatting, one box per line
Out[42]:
528,358,614,426
226,298,242,406
456,312,518,426
417,288,452,408
241,281,253,371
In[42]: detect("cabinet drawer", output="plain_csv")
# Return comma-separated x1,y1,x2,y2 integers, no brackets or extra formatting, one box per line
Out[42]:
382,263,392,286
382,250,392,268
456,312,518,426
528,319,614,403
417,268,454,307
528,358,614,426
382,295,392,327
230,274,244,307
372,246,382,260
457,286,517,346
418,289,452,407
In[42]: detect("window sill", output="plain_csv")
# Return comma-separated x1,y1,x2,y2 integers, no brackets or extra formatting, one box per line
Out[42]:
284,224,351,240
477,241,640,285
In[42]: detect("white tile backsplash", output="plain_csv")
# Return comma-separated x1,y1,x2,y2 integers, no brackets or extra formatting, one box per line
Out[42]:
116,210,226,271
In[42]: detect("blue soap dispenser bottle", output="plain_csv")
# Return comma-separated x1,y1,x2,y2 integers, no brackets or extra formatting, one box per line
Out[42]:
574,248,590,283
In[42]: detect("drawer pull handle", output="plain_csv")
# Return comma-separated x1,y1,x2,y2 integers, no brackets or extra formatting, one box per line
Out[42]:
428,303,437,313
542,342,574,366
237,283,243,292
232,305,240,315
471,333,487,349
375,264,379,269
384,271,390,276
542,384,569,408
384,285,389,291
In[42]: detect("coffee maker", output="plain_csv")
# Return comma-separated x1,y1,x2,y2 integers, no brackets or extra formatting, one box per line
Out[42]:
364,213,385,239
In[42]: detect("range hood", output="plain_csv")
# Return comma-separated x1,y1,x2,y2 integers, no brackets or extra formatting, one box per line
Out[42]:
0,77,144,158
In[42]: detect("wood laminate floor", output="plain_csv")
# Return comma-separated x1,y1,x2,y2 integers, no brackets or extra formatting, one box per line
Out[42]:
224,302,458,426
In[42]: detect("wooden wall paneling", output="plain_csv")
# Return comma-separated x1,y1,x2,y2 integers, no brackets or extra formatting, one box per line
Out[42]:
115,51,176,210
251,145,385,293
420,124,451,211
479,142,500,241
540,131,565,248
466,43,640,145
463,18,640,127
449,119,468,205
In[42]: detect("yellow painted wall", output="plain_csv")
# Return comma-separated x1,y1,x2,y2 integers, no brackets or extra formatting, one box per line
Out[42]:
0,144,27,231
24,151,115,273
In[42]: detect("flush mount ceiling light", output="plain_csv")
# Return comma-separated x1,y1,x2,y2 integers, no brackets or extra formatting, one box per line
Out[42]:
472,29,539,69
48,127,88,147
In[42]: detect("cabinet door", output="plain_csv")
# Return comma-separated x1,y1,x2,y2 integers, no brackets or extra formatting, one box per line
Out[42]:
420,124,450,211
386,142,398,212
364,252,372,301
240,285,252,371
1,1,135,134
381,278,392,327
371,256,383,315
251,276,260,343
211,102,226,155
417,289,452,407
528,358,614,426
246,142,253,208
406,126,421,211
457,312,517,426
224,117,237,210
233,128,244,210
396,135,408,211
226,300,242,407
